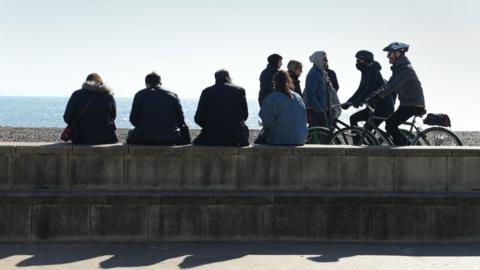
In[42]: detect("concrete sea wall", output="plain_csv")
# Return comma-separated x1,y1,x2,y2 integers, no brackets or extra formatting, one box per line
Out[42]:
0,143,480,241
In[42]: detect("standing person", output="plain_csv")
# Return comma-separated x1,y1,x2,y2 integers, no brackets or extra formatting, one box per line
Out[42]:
259,70,307,145
63,73,117,144
342,50,395,127
258,53,283,105
325,61,339,92
287,60,303,97
367,42,425,145
193,69,249,146
127,72,186,145
303,51,330,128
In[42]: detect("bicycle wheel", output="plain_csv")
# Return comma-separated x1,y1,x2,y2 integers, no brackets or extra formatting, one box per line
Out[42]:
413,127,463,146
306,126,332,144
329,127,377,145
399,128,416,144
371,129,393,146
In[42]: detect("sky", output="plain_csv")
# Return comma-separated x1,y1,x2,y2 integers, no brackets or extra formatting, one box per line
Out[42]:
0,0,479,129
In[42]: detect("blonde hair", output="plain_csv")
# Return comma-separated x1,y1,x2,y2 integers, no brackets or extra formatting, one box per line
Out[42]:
287,60,302,73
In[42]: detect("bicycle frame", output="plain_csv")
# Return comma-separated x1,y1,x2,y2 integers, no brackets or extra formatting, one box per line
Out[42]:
357,105,423,146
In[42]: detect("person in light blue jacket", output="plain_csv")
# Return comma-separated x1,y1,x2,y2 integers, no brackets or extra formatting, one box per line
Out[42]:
303,50,329,127
259,70,307,145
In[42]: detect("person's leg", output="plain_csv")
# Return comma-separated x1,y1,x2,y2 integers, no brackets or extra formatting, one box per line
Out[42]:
385,107,422,145
350,109,369,127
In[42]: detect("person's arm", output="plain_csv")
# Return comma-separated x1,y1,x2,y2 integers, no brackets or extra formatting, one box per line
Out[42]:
129,94,140,127
357,69,380,104
347,77,366,105
259,95,275,129
375,69,411,99
63,93,76,125
304,71,325,113
109,95,117,121
175,95,186,126
240,88,248,121
258,71,274,105
194,90,207,127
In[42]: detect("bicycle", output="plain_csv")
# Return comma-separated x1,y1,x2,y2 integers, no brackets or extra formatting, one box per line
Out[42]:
306,104,350,144
329,104,463,146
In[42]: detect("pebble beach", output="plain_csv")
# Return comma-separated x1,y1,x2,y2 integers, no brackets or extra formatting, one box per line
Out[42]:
0,126,478,146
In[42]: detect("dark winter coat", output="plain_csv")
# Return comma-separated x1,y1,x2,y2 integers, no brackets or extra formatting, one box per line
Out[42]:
63,81,118,144
258,64,278,105
326,68,339,91
374,55,425,107
127,86,185,145
194,82,249,146
288,71,302,97
348,61,394,110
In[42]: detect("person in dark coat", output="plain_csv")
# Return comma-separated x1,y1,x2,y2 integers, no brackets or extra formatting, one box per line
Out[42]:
325,63,339,92
287,60,303,97
194,69,249,146
127,72,186,145
368,42,425,145
63,73,118,144
258,53,283,105
342,50,395,128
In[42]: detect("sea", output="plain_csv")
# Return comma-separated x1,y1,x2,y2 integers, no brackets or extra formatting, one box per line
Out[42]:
0,96,261,129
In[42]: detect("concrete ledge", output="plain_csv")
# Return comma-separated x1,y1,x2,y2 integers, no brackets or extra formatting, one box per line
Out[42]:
1,143,480,192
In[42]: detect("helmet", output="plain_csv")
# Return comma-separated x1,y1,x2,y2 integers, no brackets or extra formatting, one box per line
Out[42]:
355,50,374,62
383,42,409,53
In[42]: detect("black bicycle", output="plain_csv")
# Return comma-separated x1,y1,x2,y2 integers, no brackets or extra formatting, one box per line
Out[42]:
329,104,463,146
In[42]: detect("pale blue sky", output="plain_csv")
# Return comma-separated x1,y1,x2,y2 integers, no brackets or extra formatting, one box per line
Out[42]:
0,0,479,129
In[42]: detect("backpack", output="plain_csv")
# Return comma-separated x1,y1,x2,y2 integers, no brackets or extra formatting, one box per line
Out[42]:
423,113,451,127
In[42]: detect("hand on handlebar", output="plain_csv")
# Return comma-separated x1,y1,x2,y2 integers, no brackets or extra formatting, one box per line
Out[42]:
341,102,353,110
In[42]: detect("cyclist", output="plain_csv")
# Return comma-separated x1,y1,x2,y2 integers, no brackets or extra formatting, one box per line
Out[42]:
367,42,425,145
342,50,395,128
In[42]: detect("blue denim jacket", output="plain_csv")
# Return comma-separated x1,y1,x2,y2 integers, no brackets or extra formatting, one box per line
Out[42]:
259,90,307,145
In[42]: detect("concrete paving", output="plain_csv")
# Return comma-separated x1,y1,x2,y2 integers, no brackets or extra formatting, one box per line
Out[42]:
1,242,480,269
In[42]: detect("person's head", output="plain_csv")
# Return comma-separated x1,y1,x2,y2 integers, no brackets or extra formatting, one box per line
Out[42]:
145,72,161,88
383,42,409,64
287,60,303,77
214,69,231,83
267,54,283,69
86,73,103,85
273,70,294,99
309,51,327,70
355,50,374,70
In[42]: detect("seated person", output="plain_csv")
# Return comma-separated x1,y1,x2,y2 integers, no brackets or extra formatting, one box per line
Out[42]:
63,73,118,144
193,70,249,146
127,72,186,145
259,70,307,145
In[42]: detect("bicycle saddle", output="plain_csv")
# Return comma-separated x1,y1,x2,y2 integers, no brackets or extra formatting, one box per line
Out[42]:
414,108,427,117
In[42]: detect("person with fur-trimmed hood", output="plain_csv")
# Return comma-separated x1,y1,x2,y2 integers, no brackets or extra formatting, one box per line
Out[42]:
63,73,118,144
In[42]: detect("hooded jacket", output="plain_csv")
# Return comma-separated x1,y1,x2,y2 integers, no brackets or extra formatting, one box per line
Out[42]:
303,51,330,113
348,61,389,106
127,86,185,145
63,81,118,144
258,64,278,105
374,55,425,107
